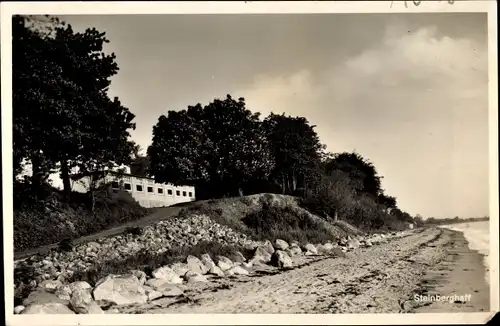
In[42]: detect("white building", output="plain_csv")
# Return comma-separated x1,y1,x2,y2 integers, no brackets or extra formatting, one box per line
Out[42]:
72,169,196,208
19,161,196,208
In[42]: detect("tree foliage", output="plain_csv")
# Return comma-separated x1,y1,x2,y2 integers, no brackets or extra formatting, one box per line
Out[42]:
148,95,274,197
12,15,137,197
262,113,325,194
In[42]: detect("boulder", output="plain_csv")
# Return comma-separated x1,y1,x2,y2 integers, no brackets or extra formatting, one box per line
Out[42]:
93,274,148,306
216,256,234,271
38,280,62,293
130,270,147,285
14,305,25,314
21,302,75,314
274,239,289,251
70,288,93,314
200,254,216,269
186,255,208,274
270,250,293,269
68,281,92,293
286,246,303,257
208,266,225,277
145,278,184,297
303,243,318,256
143,286,163,301
184,271,208,283
23,291,68,307
170,262,190,277
55,285,73,301
151,266,183,284
228,251,246,263
347,239,361,249
86,301,104,314
227,265,250,276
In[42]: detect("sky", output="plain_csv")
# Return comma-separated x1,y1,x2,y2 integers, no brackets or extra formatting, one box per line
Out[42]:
59,13,489,219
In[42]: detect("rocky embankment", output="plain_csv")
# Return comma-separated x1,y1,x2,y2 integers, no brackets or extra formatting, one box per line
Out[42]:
14,212,413,314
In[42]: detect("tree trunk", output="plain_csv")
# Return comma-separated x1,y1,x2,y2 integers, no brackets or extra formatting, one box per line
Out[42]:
238,187,244,197
60,159,71,200
334,210,338,222
292,170,297,193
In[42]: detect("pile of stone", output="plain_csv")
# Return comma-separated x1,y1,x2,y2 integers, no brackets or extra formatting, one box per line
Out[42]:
14,238,347,314
14,214,251,287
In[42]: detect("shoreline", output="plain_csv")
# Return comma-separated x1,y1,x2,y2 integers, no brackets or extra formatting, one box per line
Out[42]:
409,228,490,313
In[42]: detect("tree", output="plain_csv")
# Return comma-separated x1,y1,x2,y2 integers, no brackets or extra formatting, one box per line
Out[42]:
12,15,137,198
148,95,274,198
262,113,325,195
377,193,397,212
324,152,382,199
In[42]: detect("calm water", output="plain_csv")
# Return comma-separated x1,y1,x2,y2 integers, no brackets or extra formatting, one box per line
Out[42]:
440,221,490,284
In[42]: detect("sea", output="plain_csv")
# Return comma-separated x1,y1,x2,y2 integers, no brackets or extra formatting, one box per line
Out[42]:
440,221,490,284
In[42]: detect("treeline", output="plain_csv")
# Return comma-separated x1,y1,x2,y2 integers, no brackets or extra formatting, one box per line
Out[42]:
13,15,419,231
146,95,420,230
424,216,489,226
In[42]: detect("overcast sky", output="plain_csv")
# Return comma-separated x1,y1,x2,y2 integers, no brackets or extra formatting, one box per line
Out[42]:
60,13,489,219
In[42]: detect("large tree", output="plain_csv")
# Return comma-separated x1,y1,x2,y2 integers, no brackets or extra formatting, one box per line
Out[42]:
13,15,137,197
148,95,274,198
262,113,325,194
323,152,383,199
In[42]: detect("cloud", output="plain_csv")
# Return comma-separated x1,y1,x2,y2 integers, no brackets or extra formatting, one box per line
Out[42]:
237,24,488,218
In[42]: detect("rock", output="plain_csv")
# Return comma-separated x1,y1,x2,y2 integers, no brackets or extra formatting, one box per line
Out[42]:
254,240,275,258
270,250,293,269
38,280,62,293
208,266,225,277
151,266,183,284
143,286,163,301
286,246,303,257
242,262,253,269
70,288,93,314
184,271,208,283
68,281,92,293
365,239,373,247
200,254,216,269
145,279,184,297
105,308,120,314
228,251,246,263
227,265,250,275
130,270,147,285
55,285,72,301
22,303,75,314
87,301,104,314
216,256,234,271
250,252,272,264
274,239,289,251
93,274,148,306
14,305,25,314
303,243,318,255
170,262,190,277
347,239,361,249
186,255,208,274
23,291,68,307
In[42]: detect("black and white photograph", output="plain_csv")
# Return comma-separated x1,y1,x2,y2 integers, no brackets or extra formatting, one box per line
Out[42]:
2,1,498,324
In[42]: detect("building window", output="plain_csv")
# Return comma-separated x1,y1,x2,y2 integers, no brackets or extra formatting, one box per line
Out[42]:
189,192,193,197
176,190,180,196
147,186,154,193
167,189,173,195
158,188,164,195
136,184,143,192
124,183,131,191
111,181,119,189
182,191,187,197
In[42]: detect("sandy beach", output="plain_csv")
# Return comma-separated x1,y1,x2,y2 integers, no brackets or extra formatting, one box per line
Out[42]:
108,227,489,314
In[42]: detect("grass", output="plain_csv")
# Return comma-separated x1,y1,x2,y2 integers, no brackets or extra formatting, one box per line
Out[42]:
14,185,153,252
241,202,335,245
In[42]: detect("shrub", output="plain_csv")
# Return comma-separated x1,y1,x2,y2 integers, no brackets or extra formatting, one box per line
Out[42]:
58,238,74,252
123,226,143,236
241,202,333,245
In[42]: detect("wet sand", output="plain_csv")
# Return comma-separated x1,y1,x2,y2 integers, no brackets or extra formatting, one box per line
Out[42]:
112,227,489,314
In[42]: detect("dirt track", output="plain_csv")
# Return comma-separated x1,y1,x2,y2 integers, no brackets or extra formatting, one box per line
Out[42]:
111,227,488,314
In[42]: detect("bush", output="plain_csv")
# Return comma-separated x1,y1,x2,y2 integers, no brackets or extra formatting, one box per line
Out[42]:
241,202,333,245
123,226,143,236
58,238,74,252
14,186,151,253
